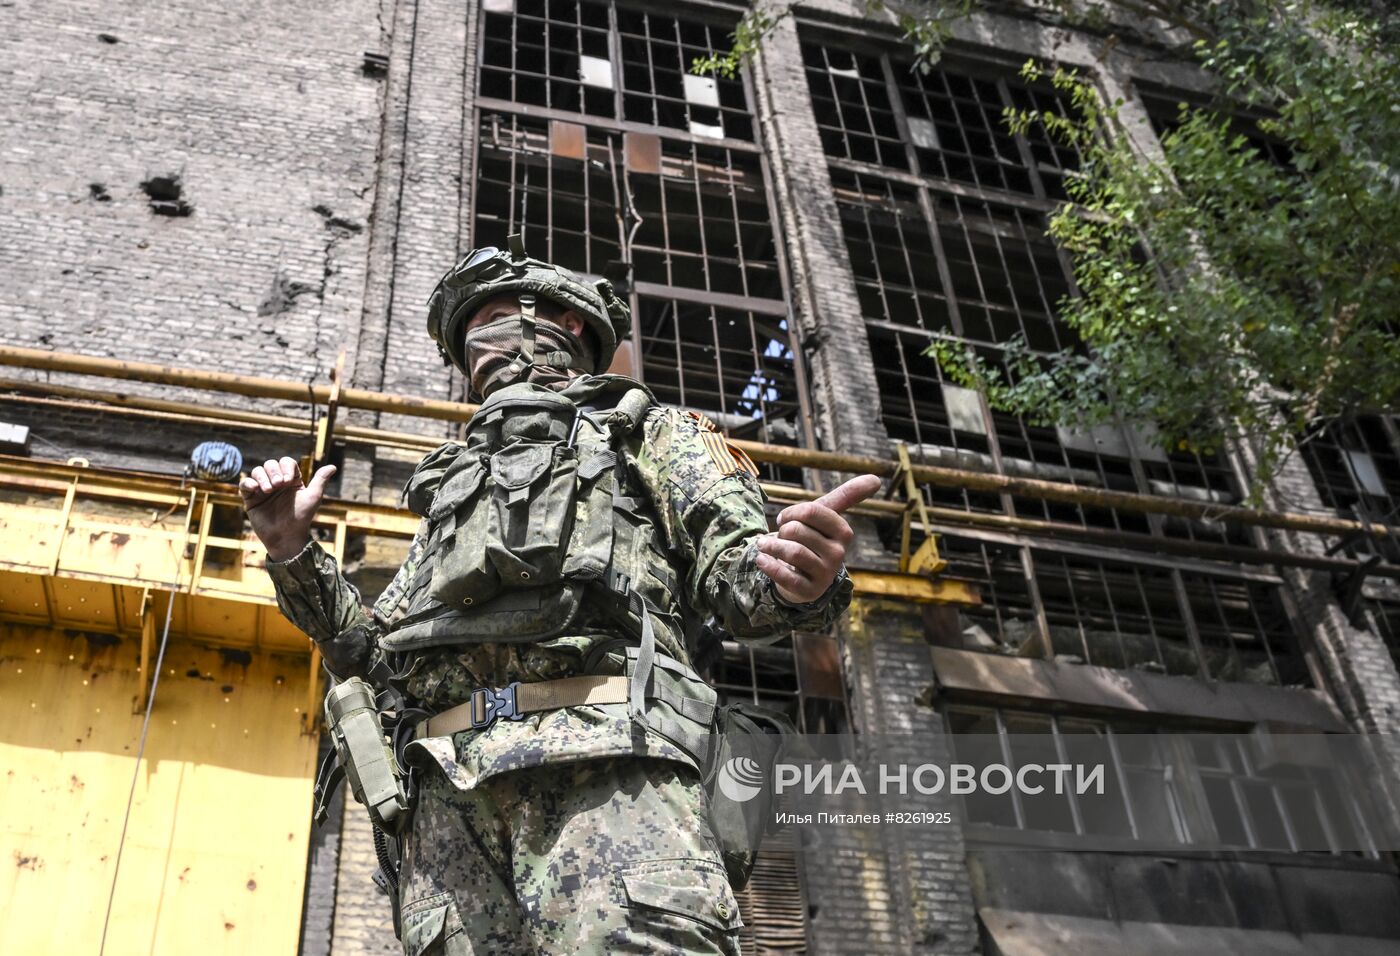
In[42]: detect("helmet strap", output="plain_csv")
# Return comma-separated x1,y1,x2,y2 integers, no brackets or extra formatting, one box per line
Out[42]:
517,294,538,369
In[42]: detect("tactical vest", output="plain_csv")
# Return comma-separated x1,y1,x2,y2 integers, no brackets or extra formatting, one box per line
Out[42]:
380,375,685,659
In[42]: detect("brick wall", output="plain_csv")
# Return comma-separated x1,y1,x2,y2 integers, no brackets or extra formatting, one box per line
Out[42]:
751,14,889,472
0,0,385,463
330,797,399,956
752,12,981,954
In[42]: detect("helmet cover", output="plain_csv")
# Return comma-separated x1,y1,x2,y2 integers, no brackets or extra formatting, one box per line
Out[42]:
426,235,630,374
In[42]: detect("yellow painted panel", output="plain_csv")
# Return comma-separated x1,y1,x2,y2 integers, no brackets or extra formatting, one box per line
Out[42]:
0,622,317,955
48,577,120,631
0,571,49,624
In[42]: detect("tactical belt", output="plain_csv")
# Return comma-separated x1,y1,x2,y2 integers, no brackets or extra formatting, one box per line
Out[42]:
414,662,715,741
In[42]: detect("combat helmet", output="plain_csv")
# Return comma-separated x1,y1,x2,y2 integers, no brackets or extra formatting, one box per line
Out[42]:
426,234,631,374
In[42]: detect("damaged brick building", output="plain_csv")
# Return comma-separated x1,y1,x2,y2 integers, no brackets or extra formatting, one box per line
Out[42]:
3,1,1400,953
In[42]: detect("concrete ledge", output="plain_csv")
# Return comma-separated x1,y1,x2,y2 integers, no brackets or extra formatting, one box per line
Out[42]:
930,647,1347,730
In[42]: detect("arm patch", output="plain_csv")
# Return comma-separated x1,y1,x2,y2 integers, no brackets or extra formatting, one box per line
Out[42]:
684,410,760,478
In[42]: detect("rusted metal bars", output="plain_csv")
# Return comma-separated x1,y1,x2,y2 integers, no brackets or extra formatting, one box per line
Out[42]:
1,343,1394,543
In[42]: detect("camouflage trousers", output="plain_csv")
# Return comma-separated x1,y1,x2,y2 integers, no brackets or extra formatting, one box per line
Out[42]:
396,756,743,955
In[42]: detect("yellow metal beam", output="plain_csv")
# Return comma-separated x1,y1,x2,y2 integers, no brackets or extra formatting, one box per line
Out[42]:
138,588,154,713
849,570,980,605
189,492,214,595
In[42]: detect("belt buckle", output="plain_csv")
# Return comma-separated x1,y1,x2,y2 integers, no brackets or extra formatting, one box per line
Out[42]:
468,681,524,728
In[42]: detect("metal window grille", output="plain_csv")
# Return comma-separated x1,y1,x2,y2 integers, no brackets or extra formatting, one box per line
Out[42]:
481,0,617,118
944,705,1377,855
1191,735,1376,855
801,42,909,170
1299,416,1400,562
616,6,754,141
474,113,625,275
629,138,782,299
481,0,754,140
472,2,816,460
636,295,803,484
800,26,1306,687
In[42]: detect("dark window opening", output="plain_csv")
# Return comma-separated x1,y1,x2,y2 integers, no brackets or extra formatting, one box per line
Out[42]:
636,295,803,485
481,1,754,140
1299,416,1400,563
630,140,781,300
474,114,624,276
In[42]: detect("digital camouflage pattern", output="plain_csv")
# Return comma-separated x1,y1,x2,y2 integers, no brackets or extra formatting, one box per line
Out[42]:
265,380,852,952
398,756,741,955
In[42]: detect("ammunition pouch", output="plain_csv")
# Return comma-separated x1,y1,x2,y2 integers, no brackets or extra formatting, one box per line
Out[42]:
324,678,411,834
383,378,665,653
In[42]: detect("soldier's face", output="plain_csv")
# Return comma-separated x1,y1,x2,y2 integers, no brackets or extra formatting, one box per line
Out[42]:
461,292,595,398
465,294,585,337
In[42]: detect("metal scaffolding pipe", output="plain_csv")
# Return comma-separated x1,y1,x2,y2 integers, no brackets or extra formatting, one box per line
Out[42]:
0,344,1391,543
4,381,1397,581
0,345,478,421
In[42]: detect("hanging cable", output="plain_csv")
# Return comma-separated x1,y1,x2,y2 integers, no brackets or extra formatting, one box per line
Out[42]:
98,486,197,956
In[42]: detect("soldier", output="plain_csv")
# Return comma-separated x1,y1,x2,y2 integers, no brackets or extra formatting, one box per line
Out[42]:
240,239,880,955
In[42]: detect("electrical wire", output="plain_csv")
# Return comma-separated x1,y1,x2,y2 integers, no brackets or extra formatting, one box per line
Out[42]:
97,488,196,956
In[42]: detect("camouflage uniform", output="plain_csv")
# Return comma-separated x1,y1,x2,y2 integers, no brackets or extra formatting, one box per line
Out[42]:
267,397,852,955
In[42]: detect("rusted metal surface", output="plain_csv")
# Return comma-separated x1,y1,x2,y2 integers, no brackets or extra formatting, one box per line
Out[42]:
550,119,587,160
794,632,844,701
623,130,661,174
0,345,477,422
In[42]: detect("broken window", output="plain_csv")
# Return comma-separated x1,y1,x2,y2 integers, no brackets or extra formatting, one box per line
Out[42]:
636,295,803,484
474,113,624,276
802,40,1083,198
1029,551,1305,685
630,138,781,299
472,1,809,470
802,43,908,170
1191,735,1376,854
480,0,753,140
616,7,753,141
945,706,1188,844
1298,416,1400,562
480,0,616,118
1140,86,1295,171
801,27,1304,688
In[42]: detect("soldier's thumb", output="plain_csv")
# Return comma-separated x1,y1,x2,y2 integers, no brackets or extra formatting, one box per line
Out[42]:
306,464,337,499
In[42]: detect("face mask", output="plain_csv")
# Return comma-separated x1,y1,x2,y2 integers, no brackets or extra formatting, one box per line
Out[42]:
463,294,596,399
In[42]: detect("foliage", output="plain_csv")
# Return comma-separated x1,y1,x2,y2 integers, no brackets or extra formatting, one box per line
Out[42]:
693,2,972,79
696,1,1400,497
935,3,1400,493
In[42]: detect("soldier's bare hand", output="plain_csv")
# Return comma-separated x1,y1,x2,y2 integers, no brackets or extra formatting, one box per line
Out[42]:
756,474,881,604
238,456,337,563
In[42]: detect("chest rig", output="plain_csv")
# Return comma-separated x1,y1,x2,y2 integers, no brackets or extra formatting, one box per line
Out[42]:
383,375,681,667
